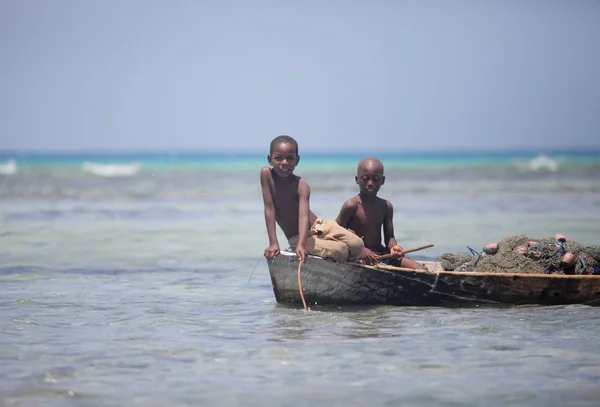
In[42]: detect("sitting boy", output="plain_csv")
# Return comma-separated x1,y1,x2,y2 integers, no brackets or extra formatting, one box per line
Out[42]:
260,135,364,265
336,157,426,269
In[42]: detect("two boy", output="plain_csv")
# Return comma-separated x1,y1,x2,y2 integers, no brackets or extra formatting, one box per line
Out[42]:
261,135,424,269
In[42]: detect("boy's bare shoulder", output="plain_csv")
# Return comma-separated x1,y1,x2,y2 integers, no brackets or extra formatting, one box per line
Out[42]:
260,166,272,177
381,197,394,209
342,195,361,209
260,167,274,189
297,176,310,193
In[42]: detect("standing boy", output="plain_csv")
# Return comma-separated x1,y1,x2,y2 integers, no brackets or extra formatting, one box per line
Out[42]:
336,158,426,269
260,135,363,265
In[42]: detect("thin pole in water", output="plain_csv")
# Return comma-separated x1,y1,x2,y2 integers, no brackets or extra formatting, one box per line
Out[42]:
297,261,308,311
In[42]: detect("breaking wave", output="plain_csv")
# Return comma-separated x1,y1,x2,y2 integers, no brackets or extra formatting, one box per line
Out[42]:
81,162,141,177
514,154,559,172
0,159,17,175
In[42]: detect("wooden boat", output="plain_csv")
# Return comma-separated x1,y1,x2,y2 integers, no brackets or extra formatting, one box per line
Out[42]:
267,251,600,307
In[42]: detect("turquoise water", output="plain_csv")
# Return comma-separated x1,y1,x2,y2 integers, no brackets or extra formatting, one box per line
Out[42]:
2,150,600,171
1,150,600,406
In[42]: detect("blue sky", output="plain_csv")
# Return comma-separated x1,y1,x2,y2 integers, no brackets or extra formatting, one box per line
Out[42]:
1,0,599,152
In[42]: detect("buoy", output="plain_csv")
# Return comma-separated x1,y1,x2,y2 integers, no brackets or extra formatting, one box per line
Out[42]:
515,246,528,256
561,252,575,267
484,243,499,254
555,234,567,242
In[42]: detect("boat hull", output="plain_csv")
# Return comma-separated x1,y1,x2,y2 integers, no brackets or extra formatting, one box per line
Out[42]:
267,252,600,307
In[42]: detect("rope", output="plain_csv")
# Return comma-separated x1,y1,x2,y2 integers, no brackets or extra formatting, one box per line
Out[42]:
467,246,483,269
579,255,587,275
297,261,308,310
243,258,261,293
467,246,480,256
544,241,566,259
233,258,262,307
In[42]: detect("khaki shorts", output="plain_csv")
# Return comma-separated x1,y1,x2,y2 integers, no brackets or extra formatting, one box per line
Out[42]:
288,218,364,263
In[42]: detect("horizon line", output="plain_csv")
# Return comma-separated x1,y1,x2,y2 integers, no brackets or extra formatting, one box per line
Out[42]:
2,146,600,156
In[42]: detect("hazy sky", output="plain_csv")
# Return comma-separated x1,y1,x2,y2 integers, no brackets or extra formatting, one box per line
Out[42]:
1,0,599,152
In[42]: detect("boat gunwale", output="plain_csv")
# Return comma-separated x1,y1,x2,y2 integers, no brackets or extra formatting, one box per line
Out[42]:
277,251,600,280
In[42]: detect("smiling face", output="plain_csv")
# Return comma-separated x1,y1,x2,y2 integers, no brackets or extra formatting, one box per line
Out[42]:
356,158,385,196
268,142,300,178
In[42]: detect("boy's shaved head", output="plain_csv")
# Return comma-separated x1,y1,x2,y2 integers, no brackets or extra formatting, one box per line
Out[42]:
270,135,299,155
357,158,384,175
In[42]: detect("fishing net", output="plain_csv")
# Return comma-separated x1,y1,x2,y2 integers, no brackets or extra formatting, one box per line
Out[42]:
437,235,600,275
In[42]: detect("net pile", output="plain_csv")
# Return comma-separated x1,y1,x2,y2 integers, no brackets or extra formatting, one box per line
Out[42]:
437,235,600,275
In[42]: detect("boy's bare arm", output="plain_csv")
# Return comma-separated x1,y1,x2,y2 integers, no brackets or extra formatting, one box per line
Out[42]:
383,200,401,251
335,200,354,228
260,167,279,250
296,179,311,263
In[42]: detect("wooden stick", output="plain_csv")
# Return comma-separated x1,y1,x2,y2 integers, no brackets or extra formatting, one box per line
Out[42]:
297,261,308,310
374,244,434,261
374,264,423,272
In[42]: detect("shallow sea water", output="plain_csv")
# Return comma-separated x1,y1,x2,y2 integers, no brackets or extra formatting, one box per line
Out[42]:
3,277,600,407
1,153,600,406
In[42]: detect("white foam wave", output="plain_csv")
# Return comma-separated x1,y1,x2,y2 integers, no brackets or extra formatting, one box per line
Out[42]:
0,159,17,175
515,154,559,172
82,162,141,177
